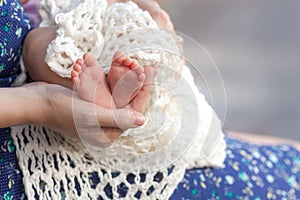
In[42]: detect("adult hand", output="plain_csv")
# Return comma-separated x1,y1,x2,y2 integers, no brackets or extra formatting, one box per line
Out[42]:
131,0,174,30
30,82,145,136
107,0,174,30
131,0,184,76
0,82,144,146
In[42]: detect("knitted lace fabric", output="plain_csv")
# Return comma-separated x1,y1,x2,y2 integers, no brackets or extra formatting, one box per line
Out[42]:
11,66,226,199
11,0,226,199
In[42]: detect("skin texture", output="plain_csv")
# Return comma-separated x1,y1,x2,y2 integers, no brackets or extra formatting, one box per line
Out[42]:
70,52,156,145
71,51,145,109
0,82,144,142
22,26,73,89
107,51,145,108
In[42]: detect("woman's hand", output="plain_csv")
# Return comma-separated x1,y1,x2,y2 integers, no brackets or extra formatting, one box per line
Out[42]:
40,83,147,146
131,0,174,30
107,0,174,30
0,82,144,146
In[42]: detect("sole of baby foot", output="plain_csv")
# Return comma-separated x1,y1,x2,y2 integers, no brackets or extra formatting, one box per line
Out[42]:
108,51,145,108
130,65,157,113
71,52,115,108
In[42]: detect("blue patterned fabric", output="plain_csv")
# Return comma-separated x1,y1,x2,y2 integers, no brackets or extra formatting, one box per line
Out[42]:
0,128,26,200
0,0,31,199
170,137,300,199
0,0,31,87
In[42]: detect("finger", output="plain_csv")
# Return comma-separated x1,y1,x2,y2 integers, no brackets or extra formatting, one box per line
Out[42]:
132,0,174,30
132,0,161,10
94,106,145,129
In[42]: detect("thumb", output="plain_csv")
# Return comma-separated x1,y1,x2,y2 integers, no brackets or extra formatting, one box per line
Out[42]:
95,106,145,130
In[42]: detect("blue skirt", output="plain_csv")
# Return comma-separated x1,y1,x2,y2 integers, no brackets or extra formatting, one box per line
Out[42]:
0,0,31,87
171,137,300,199
0,0,30,198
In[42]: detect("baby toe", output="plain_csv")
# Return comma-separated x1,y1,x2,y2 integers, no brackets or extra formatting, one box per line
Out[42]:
71,71,80,85
137,73,146,82
73,63,82,73
83,52,98,67
132,65,144,75
123,58,133,67
112,51,126,64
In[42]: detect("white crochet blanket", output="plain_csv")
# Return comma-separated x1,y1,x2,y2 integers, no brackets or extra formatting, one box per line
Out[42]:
12,0,227,199
11,67,226,199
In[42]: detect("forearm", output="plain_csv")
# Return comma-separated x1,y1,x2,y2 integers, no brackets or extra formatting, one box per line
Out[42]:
0,86,44,128
22,27,73,89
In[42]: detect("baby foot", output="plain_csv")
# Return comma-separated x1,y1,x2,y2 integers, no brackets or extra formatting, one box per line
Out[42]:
107,51,145,108
130,65,157,113
71,52,115,108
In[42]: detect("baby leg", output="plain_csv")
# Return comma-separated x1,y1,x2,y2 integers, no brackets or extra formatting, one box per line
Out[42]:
22,27,74,89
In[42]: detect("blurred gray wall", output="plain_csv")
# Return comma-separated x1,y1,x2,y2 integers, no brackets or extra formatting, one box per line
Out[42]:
162,0,300,139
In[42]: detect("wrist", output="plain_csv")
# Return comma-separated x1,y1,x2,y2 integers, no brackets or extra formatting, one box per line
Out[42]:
23,83,49,125
0,85,46,127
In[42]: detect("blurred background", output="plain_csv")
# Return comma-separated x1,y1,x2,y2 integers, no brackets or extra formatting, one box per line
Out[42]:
161,0,300,140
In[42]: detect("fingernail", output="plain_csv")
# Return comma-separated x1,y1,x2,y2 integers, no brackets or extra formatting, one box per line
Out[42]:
134,112,145,125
